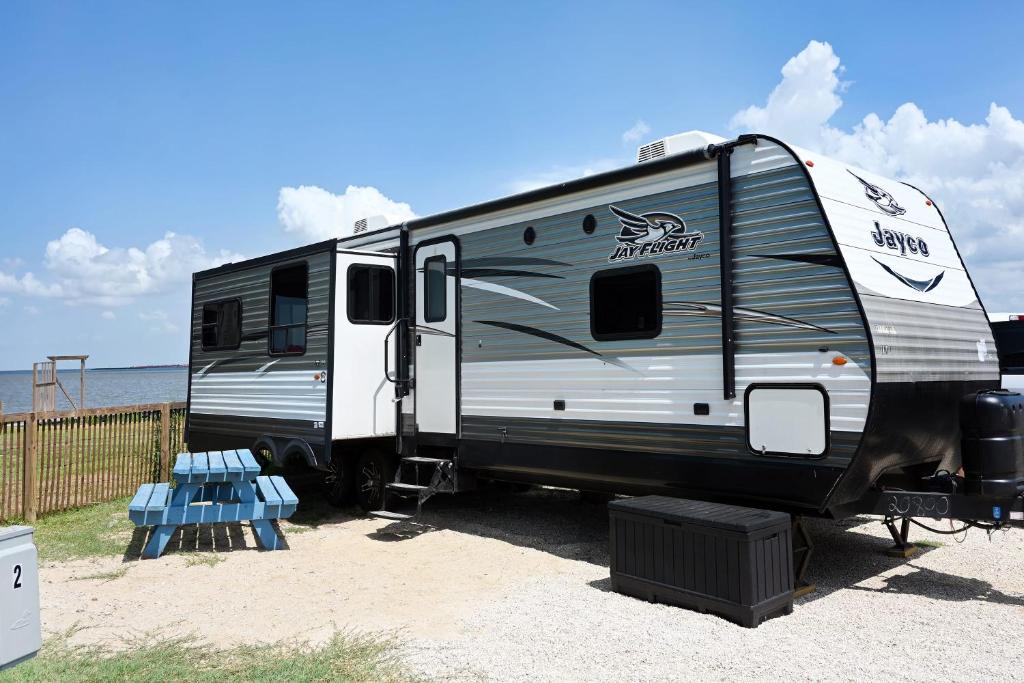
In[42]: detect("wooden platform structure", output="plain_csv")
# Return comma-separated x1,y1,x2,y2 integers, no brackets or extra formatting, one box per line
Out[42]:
32,355,88,412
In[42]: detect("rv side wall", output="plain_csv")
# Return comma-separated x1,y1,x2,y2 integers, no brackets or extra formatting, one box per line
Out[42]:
406,140,872,509
187,248,333,463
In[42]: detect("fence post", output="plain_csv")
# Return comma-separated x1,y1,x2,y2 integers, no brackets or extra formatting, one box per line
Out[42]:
160,403,171,480
23,413,37,522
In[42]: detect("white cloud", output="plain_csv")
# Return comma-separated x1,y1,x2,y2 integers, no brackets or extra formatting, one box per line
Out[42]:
730,40,1024,312
622,120,652,145
35,228,242,306
138,309,178,334
24,305,40,316
0,297,9,307
506,159,622,194
2,257,23,270
277,185,417,241
101,310,115,320
0,270,63,297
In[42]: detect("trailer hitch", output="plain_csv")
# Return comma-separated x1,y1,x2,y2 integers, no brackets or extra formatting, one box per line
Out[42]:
860,489,1024,528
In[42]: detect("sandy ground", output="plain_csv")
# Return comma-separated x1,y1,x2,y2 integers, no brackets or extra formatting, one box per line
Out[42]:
39,484,1024,681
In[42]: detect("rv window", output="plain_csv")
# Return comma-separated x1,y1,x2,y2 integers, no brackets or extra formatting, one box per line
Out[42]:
348,265,395,325
590,265,661,341
424,256,447,323
992,320,1024,374
269,263,308,355
201,299,241,351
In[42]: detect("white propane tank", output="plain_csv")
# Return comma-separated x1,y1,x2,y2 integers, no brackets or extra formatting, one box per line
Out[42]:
0,526,41,671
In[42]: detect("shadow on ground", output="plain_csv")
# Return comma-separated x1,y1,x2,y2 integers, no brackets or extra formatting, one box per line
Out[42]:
356,486,1001,607
126,472,1011,607
122,520,290,561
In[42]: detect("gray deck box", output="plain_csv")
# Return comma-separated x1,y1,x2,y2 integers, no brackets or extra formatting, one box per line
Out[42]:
608,496,793,627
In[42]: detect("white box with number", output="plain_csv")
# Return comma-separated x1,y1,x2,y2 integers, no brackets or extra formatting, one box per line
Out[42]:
0,526,41,671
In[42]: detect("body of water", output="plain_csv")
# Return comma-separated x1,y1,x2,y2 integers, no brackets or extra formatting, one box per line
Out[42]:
0,367,188,414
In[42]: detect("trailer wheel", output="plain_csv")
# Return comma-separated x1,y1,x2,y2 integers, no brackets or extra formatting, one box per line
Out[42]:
322,455,354,507
356,449,395,513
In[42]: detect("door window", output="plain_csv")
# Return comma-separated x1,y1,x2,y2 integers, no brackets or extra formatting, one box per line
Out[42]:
424,256,447,322
347,265,395,324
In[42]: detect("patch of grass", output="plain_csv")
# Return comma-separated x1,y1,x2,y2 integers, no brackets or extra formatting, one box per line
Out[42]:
30,498,134,562
72,566,130,583
0,631,417,683
915,539,945,549
184,554,225,568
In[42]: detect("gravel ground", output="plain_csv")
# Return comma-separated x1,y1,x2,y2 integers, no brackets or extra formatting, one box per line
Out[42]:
39,485,1024,682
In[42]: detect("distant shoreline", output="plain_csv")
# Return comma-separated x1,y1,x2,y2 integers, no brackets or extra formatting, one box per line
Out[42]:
93,364,188,371
0,364,187,374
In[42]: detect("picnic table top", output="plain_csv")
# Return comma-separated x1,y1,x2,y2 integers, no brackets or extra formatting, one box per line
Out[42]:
173,449,261,484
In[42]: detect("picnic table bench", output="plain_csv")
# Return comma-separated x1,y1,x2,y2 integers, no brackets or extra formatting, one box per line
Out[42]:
128,449,298,559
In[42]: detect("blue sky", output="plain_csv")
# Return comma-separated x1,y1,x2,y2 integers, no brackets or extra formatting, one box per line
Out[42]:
2,2,1023,370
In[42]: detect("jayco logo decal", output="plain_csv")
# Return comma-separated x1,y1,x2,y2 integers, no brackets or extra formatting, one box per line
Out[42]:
849,170,906,216
870,222,929,257
607,205,704,263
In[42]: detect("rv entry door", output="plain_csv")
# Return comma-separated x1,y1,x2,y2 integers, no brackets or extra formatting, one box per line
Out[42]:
415,238,458,436
332,250,398,439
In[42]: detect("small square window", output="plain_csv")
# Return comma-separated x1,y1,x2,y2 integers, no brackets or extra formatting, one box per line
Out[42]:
348,265,395,324
201,299,242,351
423,256,447,323
590,265,661,341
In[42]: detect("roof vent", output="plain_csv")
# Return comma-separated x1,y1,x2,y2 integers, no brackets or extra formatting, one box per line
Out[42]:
636,130,727,164
352,215,389,235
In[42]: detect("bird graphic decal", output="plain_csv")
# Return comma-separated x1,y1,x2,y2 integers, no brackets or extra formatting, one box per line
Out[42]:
609,205,692,244
848,170,906,216
871,257,945,293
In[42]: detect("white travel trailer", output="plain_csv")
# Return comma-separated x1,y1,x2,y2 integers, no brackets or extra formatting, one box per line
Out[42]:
185,132,1022,529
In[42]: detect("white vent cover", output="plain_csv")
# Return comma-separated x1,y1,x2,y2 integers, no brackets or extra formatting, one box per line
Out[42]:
352,215,389,235
636,130,727,163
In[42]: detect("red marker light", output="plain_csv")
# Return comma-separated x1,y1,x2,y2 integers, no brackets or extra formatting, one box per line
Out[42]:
925,199,933,206
805,160,815,167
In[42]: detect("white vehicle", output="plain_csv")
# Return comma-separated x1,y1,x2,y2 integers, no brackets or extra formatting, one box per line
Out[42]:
989,313,1024,391
185,131,1021,529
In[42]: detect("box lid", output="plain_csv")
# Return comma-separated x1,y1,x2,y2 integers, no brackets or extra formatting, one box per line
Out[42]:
608,496,789,532
0,525,34,543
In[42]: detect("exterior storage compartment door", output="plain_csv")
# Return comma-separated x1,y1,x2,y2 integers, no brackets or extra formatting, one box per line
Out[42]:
745,385,828,457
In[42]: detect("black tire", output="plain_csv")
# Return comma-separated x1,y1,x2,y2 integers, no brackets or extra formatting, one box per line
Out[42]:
322,455,354,507
356,449,396,513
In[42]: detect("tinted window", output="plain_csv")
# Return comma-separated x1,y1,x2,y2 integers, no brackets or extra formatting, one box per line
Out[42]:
270,263,307,354
201,300,241,351
348,265,395,324
424,256,447,323
590,265,661,340
992,320,1024,373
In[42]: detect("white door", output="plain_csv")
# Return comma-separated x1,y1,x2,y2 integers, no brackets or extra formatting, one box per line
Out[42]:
415,239,457,435
332,250,398,439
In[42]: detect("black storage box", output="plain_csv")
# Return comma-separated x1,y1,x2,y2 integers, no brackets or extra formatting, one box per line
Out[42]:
608,496,793,627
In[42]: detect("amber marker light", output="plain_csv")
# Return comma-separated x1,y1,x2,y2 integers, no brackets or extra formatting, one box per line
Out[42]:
832,356,848,366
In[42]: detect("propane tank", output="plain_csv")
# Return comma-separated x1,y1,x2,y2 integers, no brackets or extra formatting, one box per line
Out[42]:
959,389,1024,498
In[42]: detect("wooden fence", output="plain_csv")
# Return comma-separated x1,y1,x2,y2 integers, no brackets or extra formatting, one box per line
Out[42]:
0,402,187,523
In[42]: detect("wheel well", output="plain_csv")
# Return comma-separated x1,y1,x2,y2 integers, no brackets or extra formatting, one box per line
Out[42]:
251,436,321,469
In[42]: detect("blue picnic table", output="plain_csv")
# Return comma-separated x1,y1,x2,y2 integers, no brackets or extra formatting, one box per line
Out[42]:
128,449,298,559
